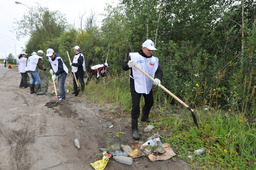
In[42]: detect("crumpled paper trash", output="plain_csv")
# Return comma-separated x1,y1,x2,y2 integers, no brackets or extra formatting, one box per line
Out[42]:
148,143,176,162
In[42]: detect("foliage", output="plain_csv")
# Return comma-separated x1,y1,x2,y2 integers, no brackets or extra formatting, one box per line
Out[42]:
6,53,16,64
14,5,67,55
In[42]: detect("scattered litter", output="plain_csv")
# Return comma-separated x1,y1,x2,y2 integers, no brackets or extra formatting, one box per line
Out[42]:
129,148,142,158
144,125,154,132
113,155,133,165
194,148,206,155
148,143,176,162
188,155,193,160
9,108,18,111
74,138,80,149
109,150,128,156
140,134,165,156
121,144,133,154
109,125,113,128
91,151,111,170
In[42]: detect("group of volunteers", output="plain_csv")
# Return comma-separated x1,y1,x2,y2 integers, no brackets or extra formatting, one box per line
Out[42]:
17,46,86,101
17,39,163,140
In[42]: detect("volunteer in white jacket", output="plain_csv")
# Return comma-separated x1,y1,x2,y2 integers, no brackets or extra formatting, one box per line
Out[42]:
122,39,163,140
46,48,68,101
18,52,29,88
27,52,44,94
70,45,86,96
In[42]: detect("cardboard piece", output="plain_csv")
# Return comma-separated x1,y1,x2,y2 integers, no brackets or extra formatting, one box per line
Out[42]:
148,143,176,162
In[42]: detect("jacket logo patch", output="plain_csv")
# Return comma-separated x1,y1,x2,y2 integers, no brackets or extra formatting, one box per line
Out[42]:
149,63,154,66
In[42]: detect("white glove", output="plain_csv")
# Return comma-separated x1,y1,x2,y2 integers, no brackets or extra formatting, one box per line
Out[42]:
128,60,135,68
153,78,161,86
52,75,56,81
70,62,72,66
50,69,53,75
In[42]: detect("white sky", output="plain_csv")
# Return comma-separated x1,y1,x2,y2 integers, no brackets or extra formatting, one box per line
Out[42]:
0,0,119,59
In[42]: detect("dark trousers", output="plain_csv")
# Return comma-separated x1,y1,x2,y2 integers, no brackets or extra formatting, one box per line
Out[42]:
19,72,29,88
131,89,154,120
73,71,84,85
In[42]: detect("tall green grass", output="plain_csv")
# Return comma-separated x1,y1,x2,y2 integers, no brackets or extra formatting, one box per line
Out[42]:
84,74,256,169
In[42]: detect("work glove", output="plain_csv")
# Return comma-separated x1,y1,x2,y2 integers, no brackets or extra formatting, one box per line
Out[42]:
52,75,56,81
153,78,161,86
127,60,135,68
50,69,53,75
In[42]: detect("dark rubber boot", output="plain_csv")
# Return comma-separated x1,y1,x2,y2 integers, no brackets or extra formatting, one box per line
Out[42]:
71,84,77,94
81,84,85,92
30,84,35,94
141,114,154,123
35,84,44,95
132,119,140,140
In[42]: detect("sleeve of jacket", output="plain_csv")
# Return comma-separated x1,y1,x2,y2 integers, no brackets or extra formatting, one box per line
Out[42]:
122,55,131,71
55,59,64,76
72,55,83,67
155,65,163,81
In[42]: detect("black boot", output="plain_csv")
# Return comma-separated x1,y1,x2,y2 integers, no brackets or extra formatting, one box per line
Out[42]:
30,84,35,94
141,113,154,123
35,84,44,95
72,84,77,94
132,119,140,140
81,84,85,92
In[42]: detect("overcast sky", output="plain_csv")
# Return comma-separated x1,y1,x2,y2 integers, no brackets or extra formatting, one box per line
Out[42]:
0,0,119,59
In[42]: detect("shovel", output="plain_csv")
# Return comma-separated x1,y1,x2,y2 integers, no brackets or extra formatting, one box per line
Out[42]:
45,71,60,108
67,51,80,96
134,65,199,128
50,71,58,100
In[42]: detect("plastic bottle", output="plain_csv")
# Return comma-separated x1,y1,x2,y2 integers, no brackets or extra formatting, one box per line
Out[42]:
109,150,129,156
74,138,80,149
113,156,133,165
194,148,206,155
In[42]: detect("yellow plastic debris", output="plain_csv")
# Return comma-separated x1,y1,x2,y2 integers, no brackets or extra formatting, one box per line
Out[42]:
91,152,111,170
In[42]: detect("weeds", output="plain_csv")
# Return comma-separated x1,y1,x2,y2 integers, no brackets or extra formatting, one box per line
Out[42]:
84,74,256,169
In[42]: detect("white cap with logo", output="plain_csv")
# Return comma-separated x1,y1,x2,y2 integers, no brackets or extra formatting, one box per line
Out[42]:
73,45,80,51
46,48,54,56
142,39,157,50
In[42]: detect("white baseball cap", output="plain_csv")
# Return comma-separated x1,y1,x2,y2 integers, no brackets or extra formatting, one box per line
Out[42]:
142,39,157,50
37,50,44,55
46,48,54,56
20,52,27,55
32,52,37,55
73,45,80,51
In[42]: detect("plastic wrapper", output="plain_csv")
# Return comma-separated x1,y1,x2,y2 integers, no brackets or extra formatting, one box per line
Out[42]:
90,152,111,170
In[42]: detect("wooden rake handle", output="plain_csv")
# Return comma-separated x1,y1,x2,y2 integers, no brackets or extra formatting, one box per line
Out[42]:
134,65,193,111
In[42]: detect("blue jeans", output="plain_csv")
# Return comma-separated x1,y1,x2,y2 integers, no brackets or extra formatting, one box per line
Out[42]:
58,72,67,99
30,71,40,84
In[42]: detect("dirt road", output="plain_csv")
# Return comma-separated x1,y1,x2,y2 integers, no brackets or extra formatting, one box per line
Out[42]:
0,66,190,170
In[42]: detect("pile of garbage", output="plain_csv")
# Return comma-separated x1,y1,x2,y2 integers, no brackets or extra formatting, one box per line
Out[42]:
90,134,176,170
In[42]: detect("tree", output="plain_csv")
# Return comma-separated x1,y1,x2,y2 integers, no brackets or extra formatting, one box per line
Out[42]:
6,53,16,64
14,5,67,54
